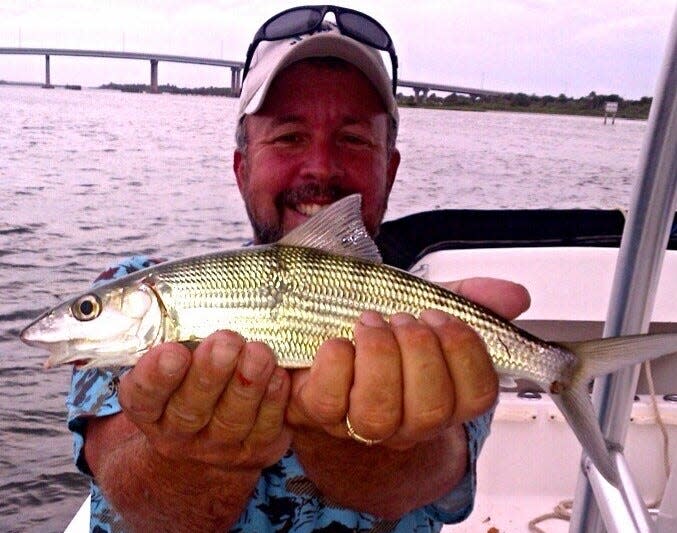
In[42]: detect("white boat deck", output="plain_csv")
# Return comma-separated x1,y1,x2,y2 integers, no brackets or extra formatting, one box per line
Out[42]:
445,393,677,532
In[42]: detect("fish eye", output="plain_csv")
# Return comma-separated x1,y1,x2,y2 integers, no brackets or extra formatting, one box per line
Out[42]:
71,294,102,321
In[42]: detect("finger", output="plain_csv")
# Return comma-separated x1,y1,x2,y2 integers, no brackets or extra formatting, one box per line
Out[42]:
162,331,242,434
288,338,355,430
247,367,292,449
207,341,276,443
390,313,454,442
421,310,498,423
348,311,402,441
119,342,190,426
443,277,531,320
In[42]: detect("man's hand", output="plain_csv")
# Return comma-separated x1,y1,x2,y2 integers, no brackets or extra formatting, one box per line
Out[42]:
287,277,530,446
116,330,292,470
83,331,293,530
286,277,529,517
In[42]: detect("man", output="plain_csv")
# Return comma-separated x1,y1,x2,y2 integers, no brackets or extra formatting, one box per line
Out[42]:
68,6,529,532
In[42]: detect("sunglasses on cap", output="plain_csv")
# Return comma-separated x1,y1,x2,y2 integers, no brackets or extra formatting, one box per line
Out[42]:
242,5,398,95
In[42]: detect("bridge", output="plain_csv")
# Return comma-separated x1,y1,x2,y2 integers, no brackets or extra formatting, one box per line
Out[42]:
0,47,507,100
0,47,245,94
399,79,507,101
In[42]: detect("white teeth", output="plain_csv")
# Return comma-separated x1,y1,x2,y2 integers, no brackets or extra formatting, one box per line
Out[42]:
295,203,323,216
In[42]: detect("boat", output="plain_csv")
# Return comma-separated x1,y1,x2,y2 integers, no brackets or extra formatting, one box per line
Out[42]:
65,9,676,533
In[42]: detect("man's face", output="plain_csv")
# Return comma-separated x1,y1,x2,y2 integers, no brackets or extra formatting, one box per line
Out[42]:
233,60,400,244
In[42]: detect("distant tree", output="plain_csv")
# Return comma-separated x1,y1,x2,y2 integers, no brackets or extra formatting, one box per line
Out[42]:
511,92,531,107
585,92,604,109
444,93,459,104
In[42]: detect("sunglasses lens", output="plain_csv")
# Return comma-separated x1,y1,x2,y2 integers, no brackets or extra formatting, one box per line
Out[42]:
245,7,396,90
264,9,323,39
339,13,390,49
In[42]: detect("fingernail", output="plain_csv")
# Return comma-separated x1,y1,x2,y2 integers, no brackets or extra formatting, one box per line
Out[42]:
240,349,269,383
420,309,449,327
360,311,387,327
159,350,186,375
267,371,283,394
210,340,238,369
389,313,416,326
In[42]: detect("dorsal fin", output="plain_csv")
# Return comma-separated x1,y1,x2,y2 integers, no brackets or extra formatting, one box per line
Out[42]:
278,194,383,264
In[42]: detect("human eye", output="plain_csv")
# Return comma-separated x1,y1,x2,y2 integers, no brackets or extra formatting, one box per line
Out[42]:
339,130,372,147
271,130,304,146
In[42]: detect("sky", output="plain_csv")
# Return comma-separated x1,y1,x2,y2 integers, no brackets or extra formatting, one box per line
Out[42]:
0,0,674,99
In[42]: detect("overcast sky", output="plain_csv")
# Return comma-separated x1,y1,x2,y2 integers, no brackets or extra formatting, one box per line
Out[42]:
1,0,674,99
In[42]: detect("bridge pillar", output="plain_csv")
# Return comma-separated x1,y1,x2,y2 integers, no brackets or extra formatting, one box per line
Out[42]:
43,54,53,88
413,87,428,104
150,59,159,93
230,66,242,96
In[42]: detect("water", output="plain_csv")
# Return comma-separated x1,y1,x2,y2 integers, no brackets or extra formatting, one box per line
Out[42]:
0,85,646,532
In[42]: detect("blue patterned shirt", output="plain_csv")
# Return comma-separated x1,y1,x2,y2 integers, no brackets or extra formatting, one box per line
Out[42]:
67,256,493,532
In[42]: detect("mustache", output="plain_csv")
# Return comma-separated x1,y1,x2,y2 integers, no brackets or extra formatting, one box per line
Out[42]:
279,183,352,207
249,183,355,245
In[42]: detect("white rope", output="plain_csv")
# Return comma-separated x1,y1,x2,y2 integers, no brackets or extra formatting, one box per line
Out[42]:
528,499,573,532
644,360,672,479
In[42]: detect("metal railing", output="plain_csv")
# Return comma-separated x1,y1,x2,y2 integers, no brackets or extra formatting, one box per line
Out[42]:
570,7,677,532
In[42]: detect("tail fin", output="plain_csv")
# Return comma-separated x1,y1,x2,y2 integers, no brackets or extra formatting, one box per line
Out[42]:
553,333,677,485
561,334,677,378
551,382,620,485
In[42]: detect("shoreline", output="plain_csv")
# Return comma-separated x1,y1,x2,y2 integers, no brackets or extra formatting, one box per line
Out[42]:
1,80,651,120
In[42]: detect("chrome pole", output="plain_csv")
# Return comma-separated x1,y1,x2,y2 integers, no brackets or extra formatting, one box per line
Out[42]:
657,465,676,532
570,7,677,532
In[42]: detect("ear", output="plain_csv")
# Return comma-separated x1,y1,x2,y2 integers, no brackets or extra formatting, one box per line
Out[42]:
385,147,400,195
233,149,246,193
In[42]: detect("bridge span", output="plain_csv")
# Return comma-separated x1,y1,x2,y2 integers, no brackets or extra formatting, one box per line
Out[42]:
0,47,245,94
399,79,507,101
0,47,506,101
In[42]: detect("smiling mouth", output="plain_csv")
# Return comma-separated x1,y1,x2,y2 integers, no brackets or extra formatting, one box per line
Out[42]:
282,184,348,219
293,202,326,216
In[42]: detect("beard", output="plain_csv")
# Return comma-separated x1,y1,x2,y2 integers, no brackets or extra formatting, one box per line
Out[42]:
244,182,353,244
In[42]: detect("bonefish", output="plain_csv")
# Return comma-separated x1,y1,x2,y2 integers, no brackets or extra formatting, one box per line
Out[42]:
20,194,677,486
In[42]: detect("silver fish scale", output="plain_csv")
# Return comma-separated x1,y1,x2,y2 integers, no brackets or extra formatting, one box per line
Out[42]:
278,246,576,383
148,245,577,384
151,248,283,344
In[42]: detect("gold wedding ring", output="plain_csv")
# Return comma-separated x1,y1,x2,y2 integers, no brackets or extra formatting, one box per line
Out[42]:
345,415,383,446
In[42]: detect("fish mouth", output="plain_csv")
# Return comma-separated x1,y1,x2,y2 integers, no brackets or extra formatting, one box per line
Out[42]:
20,316,82,368
19,320,48,348
21,322,104,369
45,356,92,370
43,348,107,369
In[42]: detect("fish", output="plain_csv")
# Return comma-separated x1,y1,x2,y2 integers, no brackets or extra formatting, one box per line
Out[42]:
20,194,676,486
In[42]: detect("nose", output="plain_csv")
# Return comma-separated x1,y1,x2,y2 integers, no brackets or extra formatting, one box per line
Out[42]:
300,137,343,182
